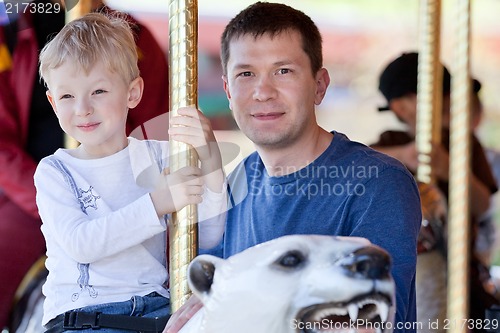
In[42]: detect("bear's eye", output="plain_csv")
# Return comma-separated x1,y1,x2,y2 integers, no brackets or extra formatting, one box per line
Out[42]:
275,250,306,269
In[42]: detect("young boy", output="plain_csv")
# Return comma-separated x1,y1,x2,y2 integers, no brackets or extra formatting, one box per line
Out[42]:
35,13,226,332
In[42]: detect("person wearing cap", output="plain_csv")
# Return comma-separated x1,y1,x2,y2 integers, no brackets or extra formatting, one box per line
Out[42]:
371,52,498,329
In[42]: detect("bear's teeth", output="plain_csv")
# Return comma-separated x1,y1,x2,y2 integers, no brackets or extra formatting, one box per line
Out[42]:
348,303,359,321
376,301,389,322
318,307,344,320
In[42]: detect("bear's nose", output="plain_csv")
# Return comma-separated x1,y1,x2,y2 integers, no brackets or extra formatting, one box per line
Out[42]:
340,247,391,280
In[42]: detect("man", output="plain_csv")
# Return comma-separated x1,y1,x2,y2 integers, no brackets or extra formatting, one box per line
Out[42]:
371,52,498,330
165,3,421,332
0,0,168,328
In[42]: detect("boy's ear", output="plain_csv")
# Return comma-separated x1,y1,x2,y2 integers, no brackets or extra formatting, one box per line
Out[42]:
127,76,144,109
46,90,57,113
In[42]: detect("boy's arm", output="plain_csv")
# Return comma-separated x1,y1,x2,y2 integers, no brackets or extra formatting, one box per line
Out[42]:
34,160,166,263
167,107,228,248
168,106,225,194
197,181,227,249
195,136,227,250
149,165,204,217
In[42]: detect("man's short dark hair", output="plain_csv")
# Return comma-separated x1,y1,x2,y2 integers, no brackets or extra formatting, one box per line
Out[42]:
220,2,323,76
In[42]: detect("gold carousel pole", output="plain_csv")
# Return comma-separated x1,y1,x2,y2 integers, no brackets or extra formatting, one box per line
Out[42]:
64,0,92,23
447,0,471,330
64,0,92,150
415,0,449,327
416,0,442,185
168,0,199,312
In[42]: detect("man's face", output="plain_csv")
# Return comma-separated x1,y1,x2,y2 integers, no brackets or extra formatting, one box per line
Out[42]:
222,30,329,150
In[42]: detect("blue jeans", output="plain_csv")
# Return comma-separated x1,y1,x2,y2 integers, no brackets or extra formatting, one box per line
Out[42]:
46,292,170,333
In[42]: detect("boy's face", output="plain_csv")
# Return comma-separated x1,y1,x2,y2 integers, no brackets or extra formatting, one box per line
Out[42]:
222,30,330,150
46,60,143,158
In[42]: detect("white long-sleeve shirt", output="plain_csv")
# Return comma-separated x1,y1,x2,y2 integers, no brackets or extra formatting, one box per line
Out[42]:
34,138,226,325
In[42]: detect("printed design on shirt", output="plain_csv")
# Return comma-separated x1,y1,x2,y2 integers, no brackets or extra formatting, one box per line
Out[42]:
78,186,100,213
71,263,98,301
47,157,100,302
48,157,87,213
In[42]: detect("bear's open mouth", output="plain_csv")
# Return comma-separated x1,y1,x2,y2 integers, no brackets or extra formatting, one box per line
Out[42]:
295,293,392,333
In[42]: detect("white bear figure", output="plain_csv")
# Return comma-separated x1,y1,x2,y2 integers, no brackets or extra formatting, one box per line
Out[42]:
178,234,395,333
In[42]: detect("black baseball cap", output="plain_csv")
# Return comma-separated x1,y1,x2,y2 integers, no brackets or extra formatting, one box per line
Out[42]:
378,52,451,111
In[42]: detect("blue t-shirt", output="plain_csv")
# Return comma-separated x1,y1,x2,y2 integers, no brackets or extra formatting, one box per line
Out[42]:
212,131,421,331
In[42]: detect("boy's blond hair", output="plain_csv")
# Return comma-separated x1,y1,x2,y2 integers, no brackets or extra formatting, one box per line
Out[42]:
39,12,139,86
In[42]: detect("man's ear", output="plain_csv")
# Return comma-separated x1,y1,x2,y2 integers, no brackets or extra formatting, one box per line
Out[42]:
222,75,233,111
127,76,144,109
188,254,224,301
46,90,57,113
314,68,330,105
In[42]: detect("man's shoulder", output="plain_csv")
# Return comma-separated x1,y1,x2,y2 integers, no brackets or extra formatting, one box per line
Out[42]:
332,131,413,178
